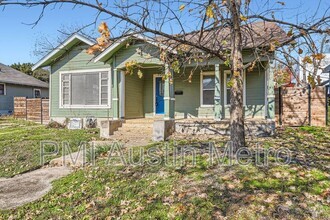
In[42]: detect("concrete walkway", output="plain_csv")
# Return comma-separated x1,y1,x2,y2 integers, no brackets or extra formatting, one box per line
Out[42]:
0,167,71,210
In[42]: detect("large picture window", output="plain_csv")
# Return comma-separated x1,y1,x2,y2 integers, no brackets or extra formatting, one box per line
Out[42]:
60,69,110,107
201,72,215,106
0,83,5,95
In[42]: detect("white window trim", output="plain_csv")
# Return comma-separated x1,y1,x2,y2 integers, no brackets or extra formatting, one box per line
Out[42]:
200,71,215,107
0,83,6,96
59,68,112,109
224,70,246,106
33,88,41,98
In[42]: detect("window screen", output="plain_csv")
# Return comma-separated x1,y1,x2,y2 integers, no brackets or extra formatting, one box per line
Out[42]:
202,75,215,105
61,71,109,106
34,89,41,98
0,84,4,95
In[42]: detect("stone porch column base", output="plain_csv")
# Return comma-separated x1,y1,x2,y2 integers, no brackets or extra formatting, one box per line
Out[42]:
152,119,175,141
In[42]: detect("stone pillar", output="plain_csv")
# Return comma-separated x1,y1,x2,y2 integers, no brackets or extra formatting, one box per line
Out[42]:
152,120,175,141
164,64,175,120
153,64,175,141
267,61,275,119
214,64,221,120
112,68,119,120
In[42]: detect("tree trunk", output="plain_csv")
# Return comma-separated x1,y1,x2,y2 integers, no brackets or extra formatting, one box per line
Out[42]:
228,0,245,151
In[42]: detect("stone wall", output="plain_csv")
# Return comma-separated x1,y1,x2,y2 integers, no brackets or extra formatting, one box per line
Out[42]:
175,119,275,137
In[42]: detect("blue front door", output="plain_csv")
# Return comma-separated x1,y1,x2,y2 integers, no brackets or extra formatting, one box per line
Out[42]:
155,77,164,114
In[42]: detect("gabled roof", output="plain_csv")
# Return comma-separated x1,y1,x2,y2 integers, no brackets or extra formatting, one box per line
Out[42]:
32,33,95,71
0,63,49,88
322,64,330,73
95,22,287,63
321,80,329,86
93,33,176,63
160,21,288,52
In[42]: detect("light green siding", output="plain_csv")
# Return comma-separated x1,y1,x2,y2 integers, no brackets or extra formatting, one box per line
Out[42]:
174,71,201,118
222,67,266,118
142,69,202,118
142,70,154,117
49,41,268,120
125,73,144,118
115,41,162,68
245,69,266,118
50,43,112,118
147,69,210,118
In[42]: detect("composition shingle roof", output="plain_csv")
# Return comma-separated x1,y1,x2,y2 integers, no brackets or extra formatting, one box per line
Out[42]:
159,21,289,52
0,63,49,88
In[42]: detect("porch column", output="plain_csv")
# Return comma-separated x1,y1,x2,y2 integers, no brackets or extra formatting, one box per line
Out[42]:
266,61,275,119
153,64,175,141
119,70,125,119
164,64,175,120
112,68,119,120
214,64,221,120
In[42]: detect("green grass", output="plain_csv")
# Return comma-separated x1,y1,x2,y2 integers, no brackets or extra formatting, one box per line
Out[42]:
0,120,330,219
0,117,99,177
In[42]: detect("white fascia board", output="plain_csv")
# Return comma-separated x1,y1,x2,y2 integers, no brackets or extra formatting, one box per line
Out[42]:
32,34,95,71
93,36,130,63
94,34,177,63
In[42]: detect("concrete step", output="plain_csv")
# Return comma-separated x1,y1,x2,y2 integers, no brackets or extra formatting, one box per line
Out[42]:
109,118,154,144
124,118,155,124
116,127,153,133
117,124,153,129
113,133,152,138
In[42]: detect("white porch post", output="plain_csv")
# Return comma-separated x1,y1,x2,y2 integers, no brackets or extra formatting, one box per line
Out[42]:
164,64,175,120
214,64,221,120
266,61,275,119
119,70,125,119
112,68,119,120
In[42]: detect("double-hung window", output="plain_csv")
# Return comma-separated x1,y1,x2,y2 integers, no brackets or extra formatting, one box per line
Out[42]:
0,83,5,95
60,69,111,108
201,72,215,106
34,89,41,98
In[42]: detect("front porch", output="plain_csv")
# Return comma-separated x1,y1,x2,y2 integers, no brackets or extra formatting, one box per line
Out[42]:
107,61,275,141
100,117,275,142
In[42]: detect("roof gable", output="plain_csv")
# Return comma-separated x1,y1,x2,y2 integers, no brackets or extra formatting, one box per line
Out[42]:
94,34,175,63
32,34,95,71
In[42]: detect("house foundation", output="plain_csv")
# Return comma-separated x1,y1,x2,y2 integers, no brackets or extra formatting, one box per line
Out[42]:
175,119,275,137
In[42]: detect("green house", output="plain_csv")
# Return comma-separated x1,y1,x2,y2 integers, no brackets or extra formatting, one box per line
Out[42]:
32,22,284,140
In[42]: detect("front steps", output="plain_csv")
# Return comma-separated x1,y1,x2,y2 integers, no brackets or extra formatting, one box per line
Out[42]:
111,118,154,146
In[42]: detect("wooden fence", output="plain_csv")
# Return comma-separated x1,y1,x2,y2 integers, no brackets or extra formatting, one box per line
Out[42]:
275,86,327,127
14,97,50,124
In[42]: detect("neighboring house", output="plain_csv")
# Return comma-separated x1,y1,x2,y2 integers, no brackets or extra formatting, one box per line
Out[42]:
0,63,49,115
299,53,330,84
321,64,330,97
32,22,287,137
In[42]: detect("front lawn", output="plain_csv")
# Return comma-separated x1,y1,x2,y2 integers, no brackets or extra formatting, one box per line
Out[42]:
0,117,99,177
0,120,329,219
